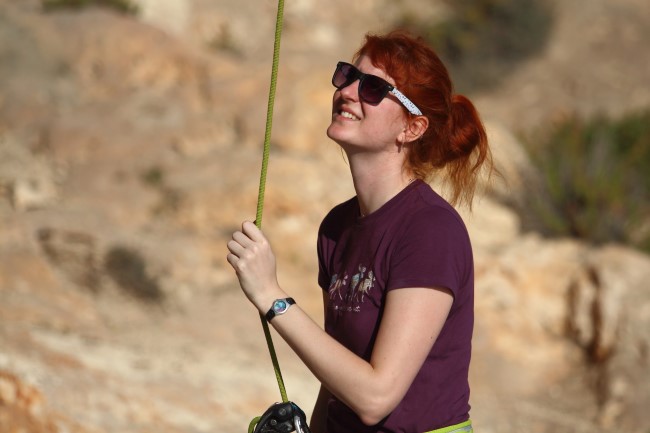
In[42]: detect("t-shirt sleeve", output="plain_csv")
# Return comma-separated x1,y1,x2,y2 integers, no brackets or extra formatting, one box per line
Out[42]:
386,207,471,299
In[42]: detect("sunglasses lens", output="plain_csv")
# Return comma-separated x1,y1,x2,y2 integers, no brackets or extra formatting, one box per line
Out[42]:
359,75,390,105
333,63,355,89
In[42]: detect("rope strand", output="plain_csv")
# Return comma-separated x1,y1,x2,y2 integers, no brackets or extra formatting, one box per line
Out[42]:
254,0,288,404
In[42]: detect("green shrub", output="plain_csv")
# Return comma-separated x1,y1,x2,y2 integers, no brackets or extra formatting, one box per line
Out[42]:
104,246,164,302
520,110,650,253
396,0,553,92
140,166,165,188
42,0,138,15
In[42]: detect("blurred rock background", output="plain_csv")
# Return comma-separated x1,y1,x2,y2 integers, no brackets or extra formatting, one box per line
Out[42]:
0,0,649,432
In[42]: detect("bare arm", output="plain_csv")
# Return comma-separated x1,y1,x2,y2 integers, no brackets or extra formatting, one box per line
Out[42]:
269,286,452,425
227,221,453,426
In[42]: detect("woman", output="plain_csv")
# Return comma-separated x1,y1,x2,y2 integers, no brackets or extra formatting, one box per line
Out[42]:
227,30,492,433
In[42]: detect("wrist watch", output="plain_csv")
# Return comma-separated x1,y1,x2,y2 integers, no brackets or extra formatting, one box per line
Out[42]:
265,297,295,321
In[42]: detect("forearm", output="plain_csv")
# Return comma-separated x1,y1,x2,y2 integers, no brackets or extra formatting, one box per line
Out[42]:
255,286,453,426
258,293,390,425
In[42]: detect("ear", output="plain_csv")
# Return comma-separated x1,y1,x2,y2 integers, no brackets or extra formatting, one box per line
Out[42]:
399,116,429,144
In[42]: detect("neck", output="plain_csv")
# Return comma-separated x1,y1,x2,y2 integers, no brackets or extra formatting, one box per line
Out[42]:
347,151,415,217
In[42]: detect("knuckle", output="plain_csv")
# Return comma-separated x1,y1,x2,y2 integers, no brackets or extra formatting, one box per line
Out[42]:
235,261,247,272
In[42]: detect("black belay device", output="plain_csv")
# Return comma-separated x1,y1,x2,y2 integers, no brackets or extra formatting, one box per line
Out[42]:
251,402,312,433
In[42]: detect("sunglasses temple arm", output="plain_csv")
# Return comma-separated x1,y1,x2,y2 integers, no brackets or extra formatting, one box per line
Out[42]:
390,88,422,116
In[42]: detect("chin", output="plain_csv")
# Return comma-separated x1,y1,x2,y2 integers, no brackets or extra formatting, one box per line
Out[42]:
326,122,350,143
326,123,340,141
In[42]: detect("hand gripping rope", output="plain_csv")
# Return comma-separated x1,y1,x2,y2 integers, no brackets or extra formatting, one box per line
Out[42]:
247,0,311,432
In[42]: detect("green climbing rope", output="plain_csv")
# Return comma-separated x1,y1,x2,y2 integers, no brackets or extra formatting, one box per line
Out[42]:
248,416,262,433
254,0,288,405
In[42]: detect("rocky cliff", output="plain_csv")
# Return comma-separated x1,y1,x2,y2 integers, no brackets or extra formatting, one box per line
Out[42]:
1,0,649,432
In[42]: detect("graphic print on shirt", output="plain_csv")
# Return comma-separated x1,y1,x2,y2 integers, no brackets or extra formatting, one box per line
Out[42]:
328,264,376,313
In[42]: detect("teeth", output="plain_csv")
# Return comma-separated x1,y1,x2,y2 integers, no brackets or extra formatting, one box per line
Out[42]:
340,111,359,120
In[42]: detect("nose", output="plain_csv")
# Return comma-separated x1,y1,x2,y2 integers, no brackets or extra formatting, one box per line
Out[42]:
338,78,360,102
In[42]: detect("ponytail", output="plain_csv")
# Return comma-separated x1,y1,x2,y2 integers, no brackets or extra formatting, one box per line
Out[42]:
443,94,491,208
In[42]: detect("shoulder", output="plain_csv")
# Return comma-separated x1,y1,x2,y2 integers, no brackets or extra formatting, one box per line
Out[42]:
388,183,474,292
407,183,469,239
390,183,473,265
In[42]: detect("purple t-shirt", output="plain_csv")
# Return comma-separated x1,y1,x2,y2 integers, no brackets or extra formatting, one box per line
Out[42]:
317,180,473,433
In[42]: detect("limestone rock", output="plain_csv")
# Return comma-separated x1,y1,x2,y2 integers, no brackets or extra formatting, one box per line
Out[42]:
0,1,649,433
0,370,57,433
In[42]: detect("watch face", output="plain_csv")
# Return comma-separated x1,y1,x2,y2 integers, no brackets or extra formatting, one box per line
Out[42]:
273,299,288,314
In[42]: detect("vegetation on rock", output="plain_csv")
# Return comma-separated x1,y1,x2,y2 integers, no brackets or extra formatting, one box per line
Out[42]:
42,0,138,15
396,0,553,92
520,109,650,253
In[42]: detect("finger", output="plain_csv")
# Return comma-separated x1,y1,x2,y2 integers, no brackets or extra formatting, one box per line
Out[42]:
232,230,253,247
241,220,265,242
226,239,246,258
226,252,238,267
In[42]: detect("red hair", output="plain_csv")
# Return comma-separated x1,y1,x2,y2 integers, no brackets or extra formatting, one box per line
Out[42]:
355,30,492,208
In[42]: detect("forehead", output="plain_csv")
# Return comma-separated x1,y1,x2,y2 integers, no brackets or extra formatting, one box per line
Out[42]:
353,55,395,85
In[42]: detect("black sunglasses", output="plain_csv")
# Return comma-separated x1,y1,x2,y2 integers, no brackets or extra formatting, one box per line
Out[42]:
331,61,422,116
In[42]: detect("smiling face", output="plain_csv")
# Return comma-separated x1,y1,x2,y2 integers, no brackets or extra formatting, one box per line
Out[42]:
326,55,409,155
